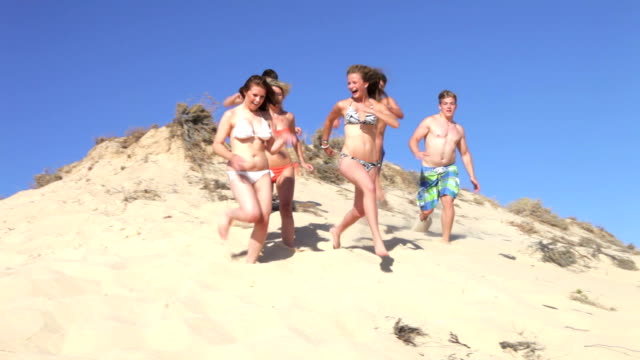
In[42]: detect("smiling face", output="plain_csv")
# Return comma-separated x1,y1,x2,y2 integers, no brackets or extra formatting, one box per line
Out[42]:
347,73,368,100
243,85,266,111
438,96,457,117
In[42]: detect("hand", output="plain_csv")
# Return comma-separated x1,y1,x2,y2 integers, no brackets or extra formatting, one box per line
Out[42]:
355,101,375,114
413,151,427,160
281,132,298,147
229,154,246,171
470,177,480,193
295,127,302,136
323,146,336,157
300,162,314,172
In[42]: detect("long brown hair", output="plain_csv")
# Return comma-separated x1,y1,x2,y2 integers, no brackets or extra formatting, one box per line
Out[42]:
238,75,276,111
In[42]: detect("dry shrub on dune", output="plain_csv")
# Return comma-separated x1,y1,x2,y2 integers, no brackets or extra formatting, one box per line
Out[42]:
507,198,568,231
33,168,63,189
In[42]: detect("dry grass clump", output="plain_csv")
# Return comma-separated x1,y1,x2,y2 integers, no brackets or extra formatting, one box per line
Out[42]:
313,163,345,185
381,164,419,193
569,289,616,311
169,102,217,168
123,189,161,203
121,126,157,149
536,241,577,267
507,198,568,231
499,340,544,360
33,168,63,189
509,220,538,235
94,135,116,145
201,179,231,201
469,193,501,208
567,218,625,248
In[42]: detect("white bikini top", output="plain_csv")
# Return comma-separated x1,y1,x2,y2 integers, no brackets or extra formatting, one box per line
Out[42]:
231,116,272,141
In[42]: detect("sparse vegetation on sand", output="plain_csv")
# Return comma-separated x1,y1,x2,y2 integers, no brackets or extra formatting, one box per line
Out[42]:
507,198,568,231
95,125,159,148
33,168,63,189
570,289,616,311
509,220,539,236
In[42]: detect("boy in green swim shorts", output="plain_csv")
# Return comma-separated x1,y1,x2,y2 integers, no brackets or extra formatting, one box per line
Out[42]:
408,90,480,243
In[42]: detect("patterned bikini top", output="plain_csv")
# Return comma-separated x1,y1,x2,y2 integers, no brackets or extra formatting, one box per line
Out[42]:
232,115,272,141
344,101,377,126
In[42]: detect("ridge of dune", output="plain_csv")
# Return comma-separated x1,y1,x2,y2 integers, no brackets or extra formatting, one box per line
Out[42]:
1,121,638,360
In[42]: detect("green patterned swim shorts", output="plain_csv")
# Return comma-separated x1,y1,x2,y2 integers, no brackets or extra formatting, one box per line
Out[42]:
416,164,460,211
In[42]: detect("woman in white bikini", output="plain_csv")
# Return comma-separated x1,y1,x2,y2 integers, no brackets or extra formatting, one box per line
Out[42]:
213,75,286,263
321,65,399,257
265,78,314,248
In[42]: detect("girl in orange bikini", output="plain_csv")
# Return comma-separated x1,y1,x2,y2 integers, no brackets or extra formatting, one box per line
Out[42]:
265,78,314,248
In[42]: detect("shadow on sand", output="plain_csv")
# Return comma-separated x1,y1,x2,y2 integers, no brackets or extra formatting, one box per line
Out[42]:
259,222,333,263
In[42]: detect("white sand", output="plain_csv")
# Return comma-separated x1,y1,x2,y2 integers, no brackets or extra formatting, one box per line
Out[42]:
1,127,638,359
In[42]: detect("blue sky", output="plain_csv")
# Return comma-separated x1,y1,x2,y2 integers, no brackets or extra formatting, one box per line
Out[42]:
1,1,638,245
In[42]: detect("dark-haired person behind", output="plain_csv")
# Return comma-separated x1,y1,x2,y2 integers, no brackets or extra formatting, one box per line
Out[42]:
222,69,279,107
213,75,287,263
371,70,404,202
321,65,399,257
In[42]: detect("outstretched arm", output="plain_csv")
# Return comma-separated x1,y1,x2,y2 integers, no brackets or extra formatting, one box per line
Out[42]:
408,117,430,160
457,126,480,193
321,102,343,156
291,114,314,171
384,96,404,119
222,93,243,107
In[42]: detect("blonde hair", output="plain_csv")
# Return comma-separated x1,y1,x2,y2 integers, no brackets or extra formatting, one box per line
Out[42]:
438,90,457,104
267,78,291,97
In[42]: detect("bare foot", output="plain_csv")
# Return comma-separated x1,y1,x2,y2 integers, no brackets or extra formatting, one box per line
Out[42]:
282,239,295,249
374,242,390,257
217,213,232,241
412,215,432,232
330,227,341,249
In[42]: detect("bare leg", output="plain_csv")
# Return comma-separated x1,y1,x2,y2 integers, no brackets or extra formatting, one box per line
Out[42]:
331,186,365,249
245,174,273,263
374,169,385,202
218,174,262,241
440,195,455,244
334,158,389,257
275,166,296,248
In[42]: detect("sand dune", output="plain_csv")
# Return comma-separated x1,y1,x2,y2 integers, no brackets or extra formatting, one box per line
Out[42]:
1,125,638,360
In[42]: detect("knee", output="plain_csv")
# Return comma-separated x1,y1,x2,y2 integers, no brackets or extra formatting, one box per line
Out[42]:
421,209,435,216
353,205,365,218
245,207,263,223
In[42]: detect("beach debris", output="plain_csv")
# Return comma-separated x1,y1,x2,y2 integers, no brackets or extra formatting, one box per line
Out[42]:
542,304,558,310
449,332,471,349
499,341,543,359
499,253,516,260
393,318,426,346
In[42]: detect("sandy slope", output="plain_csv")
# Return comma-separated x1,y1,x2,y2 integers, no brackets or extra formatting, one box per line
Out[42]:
1,127,638,360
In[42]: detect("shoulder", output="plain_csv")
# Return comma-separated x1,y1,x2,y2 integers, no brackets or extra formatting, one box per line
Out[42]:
422,114,438,125
336,98,351,109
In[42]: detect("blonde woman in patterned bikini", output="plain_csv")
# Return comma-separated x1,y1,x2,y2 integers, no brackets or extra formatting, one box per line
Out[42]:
321,65,399,257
